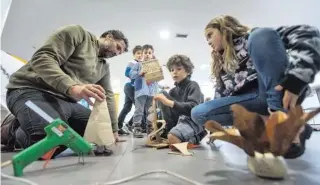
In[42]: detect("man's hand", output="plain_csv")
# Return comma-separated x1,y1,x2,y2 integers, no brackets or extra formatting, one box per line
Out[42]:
68,84,106,105
113,132,126,143
154,94,174,107
275,85,299,110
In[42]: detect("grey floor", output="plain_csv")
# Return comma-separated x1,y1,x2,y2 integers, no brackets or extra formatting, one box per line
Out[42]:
1,133,320,185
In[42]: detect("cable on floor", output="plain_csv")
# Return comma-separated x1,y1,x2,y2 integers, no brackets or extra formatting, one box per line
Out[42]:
1,170,202,185
1,172,39,185
2,159,202,185
1,160,39,185
102,170,203,185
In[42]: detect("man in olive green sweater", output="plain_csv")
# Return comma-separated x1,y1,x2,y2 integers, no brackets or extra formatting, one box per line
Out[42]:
5,25,128,156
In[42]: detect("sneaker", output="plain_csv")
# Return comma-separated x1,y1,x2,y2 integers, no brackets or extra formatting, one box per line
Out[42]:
284,124,313,159
199,129,208,141
142,128,147,134
1,113,20,152
133,127,144,138
118,128,129,135
93,146,113,156
126,124,133,132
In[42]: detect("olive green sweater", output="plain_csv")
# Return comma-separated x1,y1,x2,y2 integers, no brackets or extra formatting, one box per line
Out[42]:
7,25,119,132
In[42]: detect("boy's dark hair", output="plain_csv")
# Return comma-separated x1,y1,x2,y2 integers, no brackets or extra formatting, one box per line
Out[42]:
132,45,143,54
100,30,129,52
167,54,194,77
142,44,154,51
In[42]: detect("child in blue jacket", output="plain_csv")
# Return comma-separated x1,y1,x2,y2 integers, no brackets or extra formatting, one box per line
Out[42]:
129,44,159,138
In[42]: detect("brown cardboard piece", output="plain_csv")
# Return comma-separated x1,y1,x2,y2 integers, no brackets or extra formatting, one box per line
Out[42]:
205,104,320,157
168,142,193,156
205,104,320,178
141,59,164,82
84,101,115,147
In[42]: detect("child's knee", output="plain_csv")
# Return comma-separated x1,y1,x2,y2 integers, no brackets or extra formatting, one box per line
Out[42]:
167,133,181,144
191,106,204,124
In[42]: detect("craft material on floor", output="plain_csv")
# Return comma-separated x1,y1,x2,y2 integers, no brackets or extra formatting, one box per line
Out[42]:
2,133,320,185
145,100,169,149
205,104,320,179
84,100,115,146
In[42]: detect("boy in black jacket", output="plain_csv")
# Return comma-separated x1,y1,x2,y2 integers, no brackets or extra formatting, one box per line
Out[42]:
154,54,207,144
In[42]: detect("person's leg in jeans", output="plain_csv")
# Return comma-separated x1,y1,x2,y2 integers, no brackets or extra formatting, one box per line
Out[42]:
157,92,180,137
126,86,135,130
6,88,91,157
143,96,153,134
132,95,147,137
141,109,148,133
117,83,134,135
248,27,312,158
191,91,269,127
168,116,207,145
248,28,287,112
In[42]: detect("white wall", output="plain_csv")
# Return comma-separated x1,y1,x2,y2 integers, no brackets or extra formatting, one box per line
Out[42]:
0,51,24,109
0,0,12,36
0,0,13,111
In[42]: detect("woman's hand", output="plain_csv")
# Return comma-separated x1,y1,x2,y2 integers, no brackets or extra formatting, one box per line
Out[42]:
275,85,299,110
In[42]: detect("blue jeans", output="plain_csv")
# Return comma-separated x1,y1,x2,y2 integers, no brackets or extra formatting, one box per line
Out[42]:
6,88,90,157
191,28,289,126
117,83,135,129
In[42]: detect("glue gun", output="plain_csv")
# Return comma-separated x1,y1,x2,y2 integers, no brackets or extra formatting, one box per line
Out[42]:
12,101,93,177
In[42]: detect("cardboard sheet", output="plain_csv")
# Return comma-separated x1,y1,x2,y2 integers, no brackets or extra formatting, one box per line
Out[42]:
84,101,115,146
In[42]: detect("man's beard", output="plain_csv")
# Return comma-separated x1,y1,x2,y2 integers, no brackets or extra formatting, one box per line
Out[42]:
104,50,116,58
99,48,116,58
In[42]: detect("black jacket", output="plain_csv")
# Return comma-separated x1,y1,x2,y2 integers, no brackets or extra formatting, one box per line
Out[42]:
169,78,204,116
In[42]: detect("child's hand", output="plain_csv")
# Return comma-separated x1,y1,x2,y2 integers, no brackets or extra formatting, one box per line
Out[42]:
154,94,166,101
139,71,145,76
154,94,174,107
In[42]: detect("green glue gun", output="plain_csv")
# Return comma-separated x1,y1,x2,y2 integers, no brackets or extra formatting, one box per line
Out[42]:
12,100,93,177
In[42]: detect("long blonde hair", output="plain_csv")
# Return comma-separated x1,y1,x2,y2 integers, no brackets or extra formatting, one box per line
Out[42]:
205,15,249,84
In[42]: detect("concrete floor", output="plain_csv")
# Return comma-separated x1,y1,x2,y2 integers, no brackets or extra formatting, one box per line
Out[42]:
1,133,320,185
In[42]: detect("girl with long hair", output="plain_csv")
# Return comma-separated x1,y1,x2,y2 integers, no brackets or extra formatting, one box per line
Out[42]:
191,15,320,158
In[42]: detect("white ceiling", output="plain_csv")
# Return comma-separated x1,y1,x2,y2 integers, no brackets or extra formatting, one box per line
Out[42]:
1,0,319,95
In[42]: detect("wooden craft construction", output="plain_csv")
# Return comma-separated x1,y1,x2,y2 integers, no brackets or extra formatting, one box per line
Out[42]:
145,100,169,149
141,59,164,82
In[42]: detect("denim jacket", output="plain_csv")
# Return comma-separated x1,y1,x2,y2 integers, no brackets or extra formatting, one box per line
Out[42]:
129,62,159,98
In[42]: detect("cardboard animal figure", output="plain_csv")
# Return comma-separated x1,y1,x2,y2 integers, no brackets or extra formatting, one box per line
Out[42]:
205,104,320,179
145,99,169,149
84,101,115,147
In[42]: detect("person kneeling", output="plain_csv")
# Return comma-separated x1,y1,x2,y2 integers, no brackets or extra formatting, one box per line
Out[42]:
154,54,207,144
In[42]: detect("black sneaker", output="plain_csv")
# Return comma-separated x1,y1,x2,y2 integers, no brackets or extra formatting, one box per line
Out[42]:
133,127,144,138
126,124,133,132
284,124,313,159
118,128,129,135
93,148,113,156
199,129,208,141
142,127,147,134
92,145,114,156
